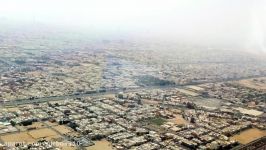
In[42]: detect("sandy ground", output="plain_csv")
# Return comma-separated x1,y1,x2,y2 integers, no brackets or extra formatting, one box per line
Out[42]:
176,89,199,96
28,122,46,129
53,125,72,134
15,125,27,132
60,146,77,150
28,128,58,139
230,128,266,144
186,85,204,91
168,114,188,125
44,135,62,141
142,99,159,105
65,131,81,137
86,140,114,150
45,121,58,127
6,107,20,112
236,77,266,91
0,126,70,149
0,132,35,143
102,94,115,99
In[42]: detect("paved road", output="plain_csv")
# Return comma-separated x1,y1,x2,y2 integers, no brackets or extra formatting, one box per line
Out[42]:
2,75,265,107
2,85,179,106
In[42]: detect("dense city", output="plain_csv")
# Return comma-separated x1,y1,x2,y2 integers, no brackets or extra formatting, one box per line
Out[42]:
0,80,265,149
0,6,266,149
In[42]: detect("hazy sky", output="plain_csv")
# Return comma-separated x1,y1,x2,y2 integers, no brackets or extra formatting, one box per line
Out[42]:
0,0,266,52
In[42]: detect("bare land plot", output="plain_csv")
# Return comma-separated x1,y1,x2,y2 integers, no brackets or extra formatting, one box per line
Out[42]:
86,140,114,150
230,128,266,144
235,77,266,91
53,125,73,134
0,132,35,143
28,128,58,139
176,89,199,96
168,114,188,125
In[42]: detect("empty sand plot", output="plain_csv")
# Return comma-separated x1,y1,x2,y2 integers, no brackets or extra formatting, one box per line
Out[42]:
176,89,199,96
7,107,20,112
168,114,188,125
53,125,72,134
231,128,266,144
28,128,58,139
0,132,35,143
60,146,77,150
236,78,266,91
45,121,58,127
142,99,159,105
86,140,114,150
26,122,46,130
44,135,63,142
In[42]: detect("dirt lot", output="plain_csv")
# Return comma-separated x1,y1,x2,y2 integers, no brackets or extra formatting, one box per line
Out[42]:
60,146,77,150
176,89,199,96
86,140,114,150
45,121,58,127
28,128,58,139
0,127,66,148
26,122,46,130
44,134,62,141
230,128,266,144
6,107,20,112
168,114,188,125
102,94,115,99
236,77,266,91
142,99,159,105
0,132,35,143
53,125,73,134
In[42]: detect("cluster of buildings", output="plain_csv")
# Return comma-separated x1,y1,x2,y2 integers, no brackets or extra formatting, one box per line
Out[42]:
111,49,266,85
201,82,265,112
100,54,164,90
0,85,265,149
1,23,266,150
0,50,103,101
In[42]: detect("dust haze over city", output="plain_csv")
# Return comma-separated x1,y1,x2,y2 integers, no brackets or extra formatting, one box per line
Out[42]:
0,0,266,150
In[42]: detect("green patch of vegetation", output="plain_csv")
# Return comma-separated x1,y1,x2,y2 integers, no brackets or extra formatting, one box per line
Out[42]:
137,75,175,86
147,117,166,126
